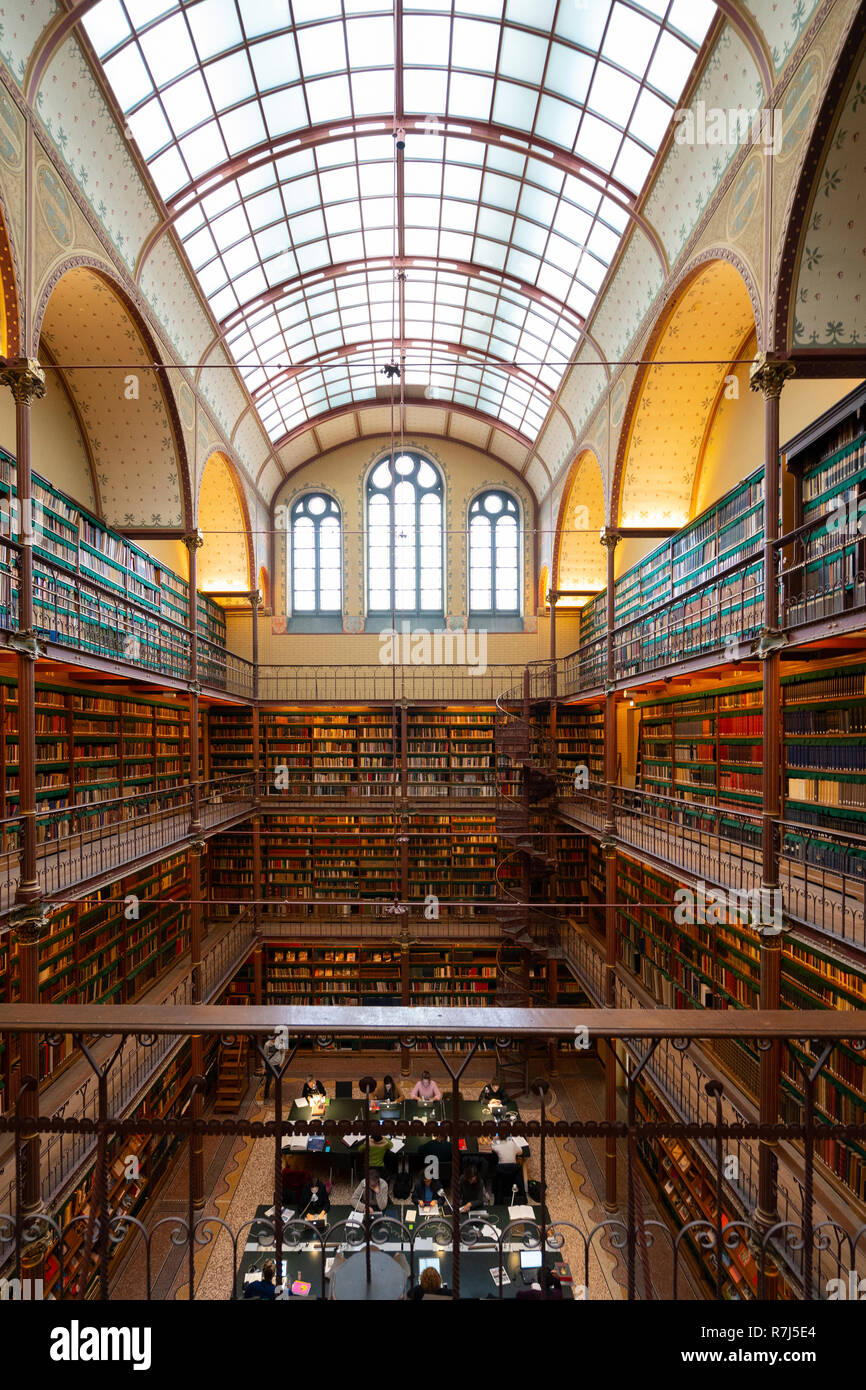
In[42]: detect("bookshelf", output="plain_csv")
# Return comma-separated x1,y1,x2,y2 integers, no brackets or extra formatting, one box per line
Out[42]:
556,703,604,790
637,683,763,818
42,1041,214,1298
635,1078,760,1300
0,677,194,856
0,449,226,676
0,853,193,1108
607,846,866,1207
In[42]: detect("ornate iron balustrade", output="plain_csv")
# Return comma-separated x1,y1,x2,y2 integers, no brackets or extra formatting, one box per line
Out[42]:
0,776,256,909
0,547,254,698
257,663,530,703
0,1009,864,1302
558,781,866,950
777,510,866,630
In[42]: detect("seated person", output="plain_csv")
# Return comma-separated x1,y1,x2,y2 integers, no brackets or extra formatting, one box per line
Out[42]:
302,1075,326,1102
418,1135,451,1170
378,1074,401,1103
351,1175,390,1212
299,1178,330,1218
411,1070,442,1102
244,1260,277,1300
356,1135,393,1172
412,1173,444,1209
458,1164,486,1214
479,1078,508,1105
410,1266,452,1300
490,1133,526,1167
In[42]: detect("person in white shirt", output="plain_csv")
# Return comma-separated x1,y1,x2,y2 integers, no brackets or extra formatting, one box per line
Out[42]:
490,1135,525,1166
411,1070,442,1101
352,1176,390,1212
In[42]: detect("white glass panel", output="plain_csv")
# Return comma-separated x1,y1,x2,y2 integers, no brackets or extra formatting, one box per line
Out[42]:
647,31,697,101
187,0,243,62
83,1,131,58
601,3,659,79
669,0,715,45
498,25,547,82
104,45,153,109
139,14,197,86
250,35,300,90
298,21,348,77
403,15,452,65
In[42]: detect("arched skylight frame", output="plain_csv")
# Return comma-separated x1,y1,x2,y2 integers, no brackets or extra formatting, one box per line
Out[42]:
290,490,342,614
469,488,521,616
84,0,716,445
367,451,444,617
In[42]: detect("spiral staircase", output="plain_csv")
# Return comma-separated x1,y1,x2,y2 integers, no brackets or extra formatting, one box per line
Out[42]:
493,675,560,1096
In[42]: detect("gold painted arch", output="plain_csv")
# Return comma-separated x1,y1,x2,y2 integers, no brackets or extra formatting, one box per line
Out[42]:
553,448,605,604
615,258,757,532
198,450,253,600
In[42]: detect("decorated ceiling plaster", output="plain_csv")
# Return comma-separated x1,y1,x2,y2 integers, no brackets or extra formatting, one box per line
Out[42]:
39,267,184,526
198,451,251,598
743,0,822,74
276,401,535,493
793,45,866,348
619,260,755,527
36,38,159,272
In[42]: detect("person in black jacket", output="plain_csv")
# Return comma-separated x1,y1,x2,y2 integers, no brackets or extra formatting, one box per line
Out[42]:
299,1178,330,1217
302,1076,326,1101
412,1174,444,1208
458,1164,485,1214
244,1261,277,1300
479,1079,508,1105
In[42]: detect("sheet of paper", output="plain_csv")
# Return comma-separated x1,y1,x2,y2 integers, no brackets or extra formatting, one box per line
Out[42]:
405,1208,417,1223
294,1097,308,1107
490,1267,510,1286
388,1138,405,1154
264,1206,294,1220
346,1211,363,1226
508,1205,536,1220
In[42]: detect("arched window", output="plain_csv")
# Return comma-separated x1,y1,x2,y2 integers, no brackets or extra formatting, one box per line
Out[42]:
290,492,341,614
469,490,520,615
367,453,443,616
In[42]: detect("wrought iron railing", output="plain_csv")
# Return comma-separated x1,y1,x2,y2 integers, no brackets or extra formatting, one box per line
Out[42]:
0,1009,863,1301
0,547,254,698
257,663,530,703
0,775,256,908
558,782,866,950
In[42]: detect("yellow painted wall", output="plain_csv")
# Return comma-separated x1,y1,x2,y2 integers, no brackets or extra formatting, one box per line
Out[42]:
615,367,864,580
0,372,96,512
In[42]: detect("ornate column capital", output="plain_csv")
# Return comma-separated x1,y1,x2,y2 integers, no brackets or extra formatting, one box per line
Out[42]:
189,838,207,857
0,357,46,407
9,901,51,944
600,529,621,551
749,354,795,399
183,529,204,550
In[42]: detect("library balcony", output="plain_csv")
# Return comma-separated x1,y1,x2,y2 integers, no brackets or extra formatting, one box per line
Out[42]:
558,783,866,950
0,775,256,911
0,1007,863,1301
257,662,531,704
0,547,254,700
0,912,256,1227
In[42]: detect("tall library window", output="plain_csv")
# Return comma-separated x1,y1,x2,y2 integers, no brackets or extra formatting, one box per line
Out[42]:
367,453,443,618
469,490,520,618
291,492,342,615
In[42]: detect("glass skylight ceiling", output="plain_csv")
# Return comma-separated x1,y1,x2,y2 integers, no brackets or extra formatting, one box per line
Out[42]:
84,0,716,446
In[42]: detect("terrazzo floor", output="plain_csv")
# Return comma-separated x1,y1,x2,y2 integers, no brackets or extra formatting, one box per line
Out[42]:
110,1055,703,1302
